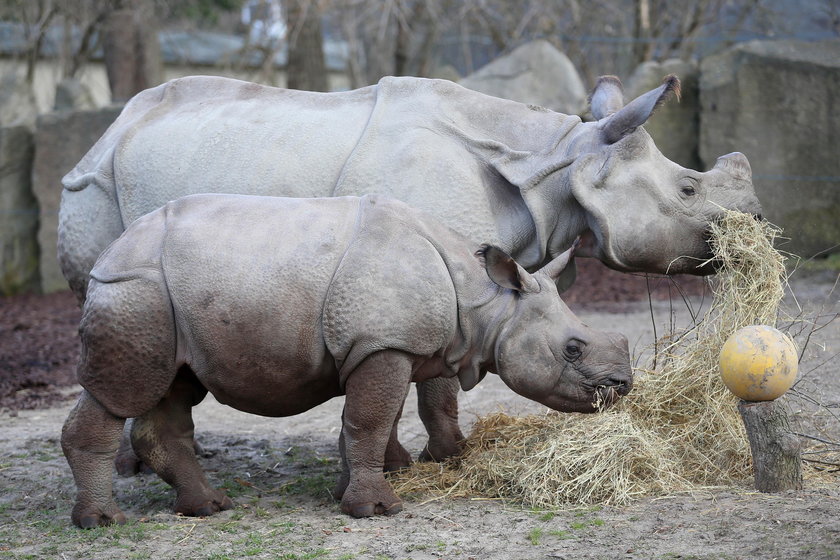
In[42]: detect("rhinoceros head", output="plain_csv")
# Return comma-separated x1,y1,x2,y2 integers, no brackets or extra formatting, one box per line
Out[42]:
477,243,633,412
569,75,762,275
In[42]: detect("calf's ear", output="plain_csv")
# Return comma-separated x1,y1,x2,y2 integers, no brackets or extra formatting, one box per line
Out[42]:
539,238,580,281
476,245,540,293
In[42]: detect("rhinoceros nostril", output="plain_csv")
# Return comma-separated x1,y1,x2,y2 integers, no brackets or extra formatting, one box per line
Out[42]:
604,374,633,395
753,213,763,222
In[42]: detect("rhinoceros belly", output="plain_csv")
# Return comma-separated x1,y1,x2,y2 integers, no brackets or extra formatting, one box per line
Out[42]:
160,194,360,417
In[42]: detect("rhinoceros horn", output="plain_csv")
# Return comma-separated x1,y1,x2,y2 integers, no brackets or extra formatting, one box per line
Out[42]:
594,75,681,144
713,152,752,182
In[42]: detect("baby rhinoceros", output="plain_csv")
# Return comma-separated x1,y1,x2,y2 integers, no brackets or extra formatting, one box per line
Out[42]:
61,193,632,528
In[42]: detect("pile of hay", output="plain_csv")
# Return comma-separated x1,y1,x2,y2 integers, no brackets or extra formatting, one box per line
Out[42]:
392,211,788,507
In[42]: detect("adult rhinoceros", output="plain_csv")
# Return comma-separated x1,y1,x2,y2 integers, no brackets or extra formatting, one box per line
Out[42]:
58,74,761,464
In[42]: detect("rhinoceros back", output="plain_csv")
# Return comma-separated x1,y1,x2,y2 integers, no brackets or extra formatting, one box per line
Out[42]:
323,196,459,380
158,194,359,393
105,76,377,224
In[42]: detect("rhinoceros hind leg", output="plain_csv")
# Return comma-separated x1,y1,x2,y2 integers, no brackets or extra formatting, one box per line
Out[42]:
338,350,412,518
383,402,412,472
61,390,128,528
416,377,465,462
130,368,231,517
115,421,156,476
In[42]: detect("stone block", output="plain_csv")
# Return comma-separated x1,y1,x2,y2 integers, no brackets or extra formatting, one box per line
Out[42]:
0,126,38,295
627,59,701,170
32,105,123,293
459,40,587,116
700,39,840,258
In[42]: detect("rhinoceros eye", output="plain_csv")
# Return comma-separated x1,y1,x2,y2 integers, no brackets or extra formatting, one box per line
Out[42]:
679,178,699,198
564,341,584,360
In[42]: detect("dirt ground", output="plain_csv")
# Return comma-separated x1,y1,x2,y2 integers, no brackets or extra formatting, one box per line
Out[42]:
1,261,838,560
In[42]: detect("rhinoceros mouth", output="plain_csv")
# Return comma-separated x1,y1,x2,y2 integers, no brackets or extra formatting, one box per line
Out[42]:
593,384,622,410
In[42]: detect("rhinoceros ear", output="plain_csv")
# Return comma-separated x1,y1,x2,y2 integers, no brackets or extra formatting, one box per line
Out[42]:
712,152,752,182
600,75,681,144
476,245,540,293
538,238,580,281
589,75,625,120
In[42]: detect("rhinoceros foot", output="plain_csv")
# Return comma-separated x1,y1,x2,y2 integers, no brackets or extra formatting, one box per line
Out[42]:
174,489,234,518
418,438,464,463
339,476,403,518
72,501,127,529
341,496,403,518
383,444,412,472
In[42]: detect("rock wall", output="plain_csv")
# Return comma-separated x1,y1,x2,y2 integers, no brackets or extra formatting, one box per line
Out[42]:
0,126,38,295
459,40,587,116
32,106,123,293
700,39,840,258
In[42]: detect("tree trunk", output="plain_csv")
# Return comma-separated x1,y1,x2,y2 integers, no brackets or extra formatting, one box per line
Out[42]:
737,399,803,493
286,0,328,92
633,0,652,65
102,0,162,102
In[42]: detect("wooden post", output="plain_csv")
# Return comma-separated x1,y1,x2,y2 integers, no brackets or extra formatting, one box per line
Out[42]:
737,399,803,492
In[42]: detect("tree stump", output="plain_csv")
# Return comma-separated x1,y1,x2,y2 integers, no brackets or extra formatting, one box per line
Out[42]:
737,399,803,492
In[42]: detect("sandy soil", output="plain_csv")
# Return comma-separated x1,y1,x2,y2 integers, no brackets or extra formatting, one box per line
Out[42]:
0,267,838,560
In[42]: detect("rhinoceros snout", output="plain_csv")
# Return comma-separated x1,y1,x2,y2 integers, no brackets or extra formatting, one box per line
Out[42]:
603,372,633,395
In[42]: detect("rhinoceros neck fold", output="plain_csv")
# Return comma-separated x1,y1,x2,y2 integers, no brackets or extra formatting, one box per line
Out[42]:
424,242,512,390
341,76,588,273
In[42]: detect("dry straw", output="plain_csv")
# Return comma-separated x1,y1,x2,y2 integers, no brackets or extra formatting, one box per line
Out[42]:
391,211,788,507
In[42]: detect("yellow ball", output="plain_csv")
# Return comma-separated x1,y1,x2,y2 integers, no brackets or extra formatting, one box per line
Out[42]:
719,325,798,401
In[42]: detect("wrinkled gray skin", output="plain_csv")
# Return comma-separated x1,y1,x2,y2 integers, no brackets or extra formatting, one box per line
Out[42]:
58,74,761,466
61,194,632,527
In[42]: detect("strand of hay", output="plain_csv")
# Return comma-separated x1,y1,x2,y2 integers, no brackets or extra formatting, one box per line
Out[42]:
392,211,787,507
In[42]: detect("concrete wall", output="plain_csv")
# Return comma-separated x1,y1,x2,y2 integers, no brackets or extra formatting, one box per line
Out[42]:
0,126,38,295
32,106,124,294
700,39,840,259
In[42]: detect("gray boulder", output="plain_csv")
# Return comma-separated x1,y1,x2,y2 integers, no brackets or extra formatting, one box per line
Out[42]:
33,106,123,293
54,79,97,112
627,59,701,170
700,39,840,258
0,126,38,295
0,75,39,129
459,40,586,115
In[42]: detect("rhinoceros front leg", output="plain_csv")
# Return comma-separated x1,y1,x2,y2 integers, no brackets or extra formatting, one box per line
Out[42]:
61,390,127,528
339,350,413,518
130,370,232,517
334,401,410,501
416,377,465,462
